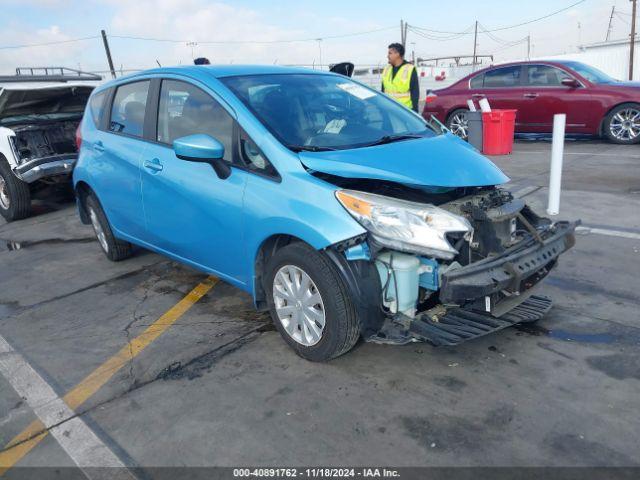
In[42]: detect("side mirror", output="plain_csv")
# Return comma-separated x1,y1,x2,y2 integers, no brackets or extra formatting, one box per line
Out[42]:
561,78,580,88
173,134,231,179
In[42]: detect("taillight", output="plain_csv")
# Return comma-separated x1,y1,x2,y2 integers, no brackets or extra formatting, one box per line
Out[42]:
75,121,82,151
425,93,438,104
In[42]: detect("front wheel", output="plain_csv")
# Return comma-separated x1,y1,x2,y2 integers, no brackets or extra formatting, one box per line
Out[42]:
265,242,361,361
603,103,640,144
0,157,31,222
446,109,470,140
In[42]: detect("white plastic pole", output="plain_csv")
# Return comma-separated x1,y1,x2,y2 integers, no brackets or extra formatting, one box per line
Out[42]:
547,114,566,216
466,99,477,112
478,97,491,112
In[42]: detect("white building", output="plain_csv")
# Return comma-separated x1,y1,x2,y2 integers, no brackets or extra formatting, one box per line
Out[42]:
540,37,640,81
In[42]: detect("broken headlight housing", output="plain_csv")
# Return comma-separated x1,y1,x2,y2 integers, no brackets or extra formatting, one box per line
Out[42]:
336,189,471,260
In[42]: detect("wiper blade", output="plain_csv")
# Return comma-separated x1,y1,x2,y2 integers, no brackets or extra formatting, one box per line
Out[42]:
364,133,425,147
287,144,337,152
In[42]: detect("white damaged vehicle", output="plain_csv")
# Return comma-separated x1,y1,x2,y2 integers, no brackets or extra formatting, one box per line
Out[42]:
0,68,100,221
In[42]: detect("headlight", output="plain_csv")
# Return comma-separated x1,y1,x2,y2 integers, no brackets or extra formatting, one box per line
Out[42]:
336,189,471,260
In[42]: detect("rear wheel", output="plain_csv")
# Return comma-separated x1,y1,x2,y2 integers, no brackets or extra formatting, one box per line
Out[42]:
446,108,470,140
84,192,133,261
0,157,31,222
264,242,361,361
603,103,640,144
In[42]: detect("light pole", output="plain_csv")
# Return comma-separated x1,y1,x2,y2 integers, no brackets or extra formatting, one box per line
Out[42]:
316,38,323,70
186,41,198,60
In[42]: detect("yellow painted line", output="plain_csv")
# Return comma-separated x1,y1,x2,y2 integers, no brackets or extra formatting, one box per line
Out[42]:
0,275,218,474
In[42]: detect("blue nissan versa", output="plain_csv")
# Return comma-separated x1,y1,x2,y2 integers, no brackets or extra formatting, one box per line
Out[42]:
74,65,577,361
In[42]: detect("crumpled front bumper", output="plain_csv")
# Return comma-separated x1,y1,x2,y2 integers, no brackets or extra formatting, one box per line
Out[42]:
439,220,578,307
14,155,77,183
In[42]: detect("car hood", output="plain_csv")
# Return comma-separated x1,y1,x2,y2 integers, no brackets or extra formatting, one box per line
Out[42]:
298,133,509,187
0,85,94,122
599,81,640,88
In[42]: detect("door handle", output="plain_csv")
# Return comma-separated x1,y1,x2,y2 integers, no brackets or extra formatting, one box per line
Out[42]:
523,93,539,99
143,158,163,173
471,94,484,98
93,141,105,152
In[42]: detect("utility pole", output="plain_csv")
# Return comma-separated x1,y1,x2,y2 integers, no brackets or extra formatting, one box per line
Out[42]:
400,20,405,46
472,20,478,71
527,35,531,60
411,42,416,64
631,0,637,80
317,38,323,70
100,30,116,79
606,6,615,41
186,41,197,60
404,21,408,48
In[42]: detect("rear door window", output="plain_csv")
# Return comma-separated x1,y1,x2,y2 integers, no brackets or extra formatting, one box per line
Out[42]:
109,81,150,137
156,79,234,163
483,66,522,88
526,65,572,86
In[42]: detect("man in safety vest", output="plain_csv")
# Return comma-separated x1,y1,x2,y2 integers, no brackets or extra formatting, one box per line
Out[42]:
381,43,420,112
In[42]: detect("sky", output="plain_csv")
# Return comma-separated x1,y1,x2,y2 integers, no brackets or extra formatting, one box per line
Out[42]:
0,0,633,75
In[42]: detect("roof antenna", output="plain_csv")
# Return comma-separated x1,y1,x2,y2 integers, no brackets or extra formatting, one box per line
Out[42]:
156,59,162,67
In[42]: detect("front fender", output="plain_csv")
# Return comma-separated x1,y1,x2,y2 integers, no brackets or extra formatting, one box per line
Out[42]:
242,172,366,297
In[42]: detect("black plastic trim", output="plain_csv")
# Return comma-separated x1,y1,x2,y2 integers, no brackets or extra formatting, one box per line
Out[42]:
440,221,578,304
325,246,384,337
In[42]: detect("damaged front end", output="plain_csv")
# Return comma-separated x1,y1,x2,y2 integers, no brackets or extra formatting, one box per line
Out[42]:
0,85,94,183
328,183,578,346
9,119,80,183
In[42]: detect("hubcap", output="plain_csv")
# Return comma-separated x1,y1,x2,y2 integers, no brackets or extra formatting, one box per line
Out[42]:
272,265,325,346
449,112,469,139
610,108,640,141
0,176,10,210
88,206,109,253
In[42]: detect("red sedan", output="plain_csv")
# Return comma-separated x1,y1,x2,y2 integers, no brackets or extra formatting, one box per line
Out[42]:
422,60,640,144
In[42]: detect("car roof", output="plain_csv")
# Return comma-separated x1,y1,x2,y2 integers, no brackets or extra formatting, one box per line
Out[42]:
104,64,331,88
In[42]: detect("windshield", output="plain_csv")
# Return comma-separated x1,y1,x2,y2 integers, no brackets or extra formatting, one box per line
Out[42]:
221,73,435,150
557,61,617,84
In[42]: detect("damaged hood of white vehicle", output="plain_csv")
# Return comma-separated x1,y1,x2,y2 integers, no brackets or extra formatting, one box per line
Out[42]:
298,133,510,188
0,84,94,124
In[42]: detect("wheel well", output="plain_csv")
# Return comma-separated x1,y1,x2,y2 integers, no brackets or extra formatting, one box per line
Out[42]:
253,234,308,310
446,107,469,124
74,181,93,224
599,102,640,135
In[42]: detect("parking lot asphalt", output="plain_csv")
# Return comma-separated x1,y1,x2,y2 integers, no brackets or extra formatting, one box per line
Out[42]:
0,139,639,474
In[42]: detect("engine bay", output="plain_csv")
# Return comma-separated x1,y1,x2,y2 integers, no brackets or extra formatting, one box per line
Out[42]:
10,118,81,165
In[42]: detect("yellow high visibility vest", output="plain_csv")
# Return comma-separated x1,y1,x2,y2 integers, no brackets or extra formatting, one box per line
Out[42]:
382,63,415,109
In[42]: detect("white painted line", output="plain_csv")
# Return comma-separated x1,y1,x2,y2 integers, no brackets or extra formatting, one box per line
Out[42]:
576,226,640,240
0,335,134,480
515,150,640,158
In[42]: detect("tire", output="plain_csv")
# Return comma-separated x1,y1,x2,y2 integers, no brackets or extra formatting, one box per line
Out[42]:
0,157,31,222
84,192,133,261
603,103,640,145
446,108,470,140
264,242,361,362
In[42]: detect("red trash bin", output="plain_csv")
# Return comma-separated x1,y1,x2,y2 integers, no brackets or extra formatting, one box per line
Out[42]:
482,109,516,155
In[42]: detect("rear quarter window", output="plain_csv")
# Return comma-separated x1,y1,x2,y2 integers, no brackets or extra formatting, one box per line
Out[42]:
470,74,484,88
88,90,107,128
